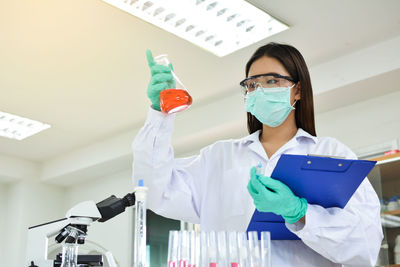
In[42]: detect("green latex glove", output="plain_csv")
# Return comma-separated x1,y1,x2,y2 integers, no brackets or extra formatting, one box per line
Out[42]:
247,166,308,224
146,50,176,111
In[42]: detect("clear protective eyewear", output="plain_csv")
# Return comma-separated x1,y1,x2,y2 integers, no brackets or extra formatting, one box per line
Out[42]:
239,73,296,97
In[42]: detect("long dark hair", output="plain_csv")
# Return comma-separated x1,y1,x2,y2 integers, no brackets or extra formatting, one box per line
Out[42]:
245,42,316,136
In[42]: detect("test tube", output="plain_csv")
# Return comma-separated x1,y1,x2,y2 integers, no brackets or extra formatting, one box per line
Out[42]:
255,162,263,176
168,231,179,267
208,231,218,267
260,232,271,267
178,231,189,267
237,232,249,267
188,230,197,267
228,232,239,267
248,231,261,267
134,179,148,267
199,231,208,267
195,231,201,267
217,231,228,267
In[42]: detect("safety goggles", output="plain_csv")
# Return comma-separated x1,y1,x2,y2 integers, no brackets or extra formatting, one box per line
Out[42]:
239,73,296,97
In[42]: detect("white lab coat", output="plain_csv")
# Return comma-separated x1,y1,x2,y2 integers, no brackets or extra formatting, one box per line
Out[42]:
132,108,383,267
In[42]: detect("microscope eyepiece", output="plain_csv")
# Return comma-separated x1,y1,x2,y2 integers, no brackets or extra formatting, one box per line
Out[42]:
123,192,136,206
96,192,136,222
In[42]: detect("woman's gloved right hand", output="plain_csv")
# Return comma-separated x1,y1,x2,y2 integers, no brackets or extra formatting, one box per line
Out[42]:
146,50,176,111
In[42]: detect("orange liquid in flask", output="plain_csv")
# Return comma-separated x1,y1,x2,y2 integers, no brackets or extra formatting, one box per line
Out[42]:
160,89,193,114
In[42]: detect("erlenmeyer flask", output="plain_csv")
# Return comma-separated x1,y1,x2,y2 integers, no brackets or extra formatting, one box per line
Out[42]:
60,243,78,267
153,54,193,114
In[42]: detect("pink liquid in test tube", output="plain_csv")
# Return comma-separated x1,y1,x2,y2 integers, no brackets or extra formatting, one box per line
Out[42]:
179,260,187,267
169,262,176,267
231,263,239,267
210,263,218,267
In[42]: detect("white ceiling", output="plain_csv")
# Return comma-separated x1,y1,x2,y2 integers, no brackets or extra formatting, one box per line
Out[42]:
1,0,400,165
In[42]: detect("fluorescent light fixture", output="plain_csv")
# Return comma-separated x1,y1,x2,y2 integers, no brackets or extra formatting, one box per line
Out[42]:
102,0,289,57
0,111,51,140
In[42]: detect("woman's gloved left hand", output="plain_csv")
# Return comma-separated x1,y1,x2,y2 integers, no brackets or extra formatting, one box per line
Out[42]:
247,166,308,224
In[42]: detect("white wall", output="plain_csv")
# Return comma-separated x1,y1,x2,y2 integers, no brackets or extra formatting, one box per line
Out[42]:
3,180,66,267
65,169,134,267
316,90,400,153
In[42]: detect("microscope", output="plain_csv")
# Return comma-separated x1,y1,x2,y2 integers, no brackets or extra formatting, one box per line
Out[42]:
26,192,136,267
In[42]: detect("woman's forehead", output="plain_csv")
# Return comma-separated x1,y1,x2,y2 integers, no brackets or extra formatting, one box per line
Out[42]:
248,56,289,77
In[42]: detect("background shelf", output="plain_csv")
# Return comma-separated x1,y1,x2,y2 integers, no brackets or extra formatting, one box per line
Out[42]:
383,210,400,216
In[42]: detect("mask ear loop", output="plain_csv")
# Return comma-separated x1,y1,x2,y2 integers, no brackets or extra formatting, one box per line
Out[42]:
290,82,299,108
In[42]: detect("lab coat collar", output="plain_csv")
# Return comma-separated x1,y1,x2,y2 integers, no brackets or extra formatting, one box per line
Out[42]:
241,130,262,145
295,128,317,144
241,128,316,160
243,130,267,159
240,128,317,145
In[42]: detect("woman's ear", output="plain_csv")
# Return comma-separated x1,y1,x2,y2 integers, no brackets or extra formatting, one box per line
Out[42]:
294,82,301,101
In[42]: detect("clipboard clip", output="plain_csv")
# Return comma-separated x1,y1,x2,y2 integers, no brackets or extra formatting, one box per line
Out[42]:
303,154,350,172
307,154,346,159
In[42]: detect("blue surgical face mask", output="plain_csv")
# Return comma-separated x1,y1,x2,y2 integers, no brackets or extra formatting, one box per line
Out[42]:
245,84,297,127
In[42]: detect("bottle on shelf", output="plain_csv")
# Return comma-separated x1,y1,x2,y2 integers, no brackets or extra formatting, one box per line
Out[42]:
387,197,399,211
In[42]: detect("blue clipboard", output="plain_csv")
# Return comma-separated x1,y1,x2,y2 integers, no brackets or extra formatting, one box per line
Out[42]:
247,154,377,240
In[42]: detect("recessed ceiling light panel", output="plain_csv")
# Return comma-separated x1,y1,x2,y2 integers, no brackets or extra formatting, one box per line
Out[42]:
103,0,289,56
0,111,51,140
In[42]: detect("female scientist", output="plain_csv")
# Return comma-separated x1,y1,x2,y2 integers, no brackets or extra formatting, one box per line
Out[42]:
132,43,383,266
